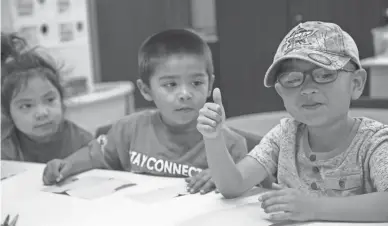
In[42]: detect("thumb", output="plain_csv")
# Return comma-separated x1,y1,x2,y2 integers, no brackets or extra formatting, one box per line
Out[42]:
212,88,223,107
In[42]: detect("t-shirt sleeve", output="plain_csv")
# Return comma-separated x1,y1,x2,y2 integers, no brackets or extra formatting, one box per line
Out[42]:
66,121,94,151
247,123,283,177
368,128,388,192
89,116,136,170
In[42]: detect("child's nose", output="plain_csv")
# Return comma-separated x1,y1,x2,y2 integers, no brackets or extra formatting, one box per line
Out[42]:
35,106,49,119
300,75,319,95
178,86,193,101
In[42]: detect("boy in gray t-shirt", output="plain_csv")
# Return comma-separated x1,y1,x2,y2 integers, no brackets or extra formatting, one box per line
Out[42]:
42,29,247,194
198,21,388,222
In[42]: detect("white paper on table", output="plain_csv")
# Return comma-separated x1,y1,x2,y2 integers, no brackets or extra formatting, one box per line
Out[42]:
149,186,271,225
42,176,136,199
42,176,105,193
127,184,190,204
1,161,26,180
66,178,136,199
176,202,285,226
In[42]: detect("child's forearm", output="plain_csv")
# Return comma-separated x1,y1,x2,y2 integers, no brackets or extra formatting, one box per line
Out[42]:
204,133,253,198
315,192,388,222
64,145,102,176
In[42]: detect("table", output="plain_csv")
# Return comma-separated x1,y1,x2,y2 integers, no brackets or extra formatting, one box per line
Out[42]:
226,109,388,138
1,161,386,226
1,161,183,226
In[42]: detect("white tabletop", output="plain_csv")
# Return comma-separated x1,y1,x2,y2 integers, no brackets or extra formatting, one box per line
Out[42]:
1,161,386,226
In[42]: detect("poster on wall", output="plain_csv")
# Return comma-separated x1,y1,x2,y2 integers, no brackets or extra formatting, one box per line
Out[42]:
57,0,71,13
16,0,34,16
5,0,94,92
59,23,74,42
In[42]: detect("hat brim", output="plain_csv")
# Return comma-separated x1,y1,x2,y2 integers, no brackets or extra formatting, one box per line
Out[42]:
263,49,351,87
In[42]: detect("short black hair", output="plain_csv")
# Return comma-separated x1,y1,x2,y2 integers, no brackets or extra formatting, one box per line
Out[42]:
138,29,213,86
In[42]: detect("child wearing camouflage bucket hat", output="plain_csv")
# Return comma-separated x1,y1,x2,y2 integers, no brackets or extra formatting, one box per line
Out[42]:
196,21,388,222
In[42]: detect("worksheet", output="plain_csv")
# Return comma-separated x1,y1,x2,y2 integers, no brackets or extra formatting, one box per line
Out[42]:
42,176,136,199
1,161,26,180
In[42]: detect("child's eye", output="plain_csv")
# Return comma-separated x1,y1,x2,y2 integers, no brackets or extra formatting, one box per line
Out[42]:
47,97,57,103
19,104,32,110
193,81,204,86
163,82,177,88
315,72,337,82
321,73,336,79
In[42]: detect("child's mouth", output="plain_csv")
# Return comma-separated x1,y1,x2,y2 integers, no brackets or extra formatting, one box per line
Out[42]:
176,107,194,113
302,103,322,110
35,121,54,129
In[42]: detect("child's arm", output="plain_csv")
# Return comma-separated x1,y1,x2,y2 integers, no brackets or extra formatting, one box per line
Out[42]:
60,143,102,176
43,121,127,184
204,134,268,198
260,185,388,222
198,88,280,198
315,193,388,222
43,135,119,184
185,127,249,195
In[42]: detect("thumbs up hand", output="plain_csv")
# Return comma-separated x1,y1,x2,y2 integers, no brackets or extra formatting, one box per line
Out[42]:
197,88,226,139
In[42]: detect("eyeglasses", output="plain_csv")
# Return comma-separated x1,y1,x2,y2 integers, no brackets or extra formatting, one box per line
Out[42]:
277,67,355,88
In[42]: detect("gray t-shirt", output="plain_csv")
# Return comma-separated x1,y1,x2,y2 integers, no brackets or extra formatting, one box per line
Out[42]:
89,109,248,177
248,117,388,197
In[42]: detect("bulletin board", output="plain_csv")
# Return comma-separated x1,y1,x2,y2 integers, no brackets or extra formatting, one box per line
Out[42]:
3,0,94,91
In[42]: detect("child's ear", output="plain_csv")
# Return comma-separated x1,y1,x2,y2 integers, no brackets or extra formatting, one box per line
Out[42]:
350,69,367,100
207,74,215,97
136,79,153,101
274,82,284,97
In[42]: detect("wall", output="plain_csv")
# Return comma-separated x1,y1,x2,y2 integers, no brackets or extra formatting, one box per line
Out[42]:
91,0,191,109
217,1,288,117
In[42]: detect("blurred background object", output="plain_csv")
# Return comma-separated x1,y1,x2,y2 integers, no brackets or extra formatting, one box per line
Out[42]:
371,8,388,56
1,0,136,133
216,0,388,117
1,0,94,94
2,0,387,134
88,0,219,111
86,0,388,117
361,6,388,99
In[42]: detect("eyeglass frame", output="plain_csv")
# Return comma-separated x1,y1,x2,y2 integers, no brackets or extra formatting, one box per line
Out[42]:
276,66,356,88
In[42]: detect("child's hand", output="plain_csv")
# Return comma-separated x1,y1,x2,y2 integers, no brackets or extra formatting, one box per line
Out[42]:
259,183,317,222
185,169,216,194
42,159,72,185
197,88,225,139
